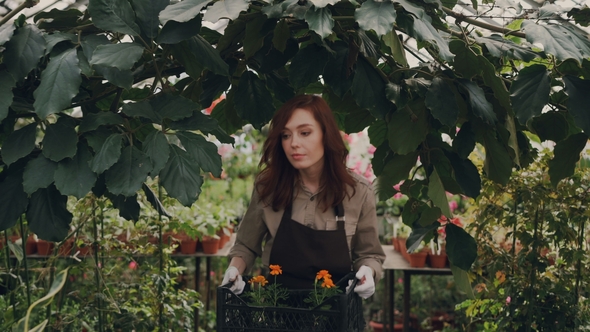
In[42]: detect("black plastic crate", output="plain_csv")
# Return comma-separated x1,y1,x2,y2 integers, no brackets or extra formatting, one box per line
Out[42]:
217,273,365,332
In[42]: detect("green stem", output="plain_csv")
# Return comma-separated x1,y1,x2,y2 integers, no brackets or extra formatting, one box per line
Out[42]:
18,216,31,308
526,206,541,332
158,184,164,329
93,201,103,332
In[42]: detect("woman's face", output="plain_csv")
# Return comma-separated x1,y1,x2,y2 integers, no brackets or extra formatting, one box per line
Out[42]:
281,108,324,174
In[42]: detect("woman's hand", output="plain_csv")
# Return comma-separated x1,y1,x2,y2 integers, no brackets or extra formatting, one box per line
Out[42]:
353,265,375,299
222,266,246,295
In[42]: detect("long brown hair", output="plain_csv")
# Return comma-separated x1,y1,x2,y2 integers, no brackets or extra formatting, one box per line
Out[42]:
256,94,356,211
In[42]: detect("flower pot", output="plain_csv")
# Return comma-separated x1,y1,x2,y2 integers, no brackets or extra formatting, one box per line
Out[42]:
25,235,37,255
180,237,198,254
58,238,74,256
368,320,403,332
163,231,181,253
398,238,409,261
201,236,220,254
217,229,231,249
37,240,55,256
428,252,448,268
408,251,428,268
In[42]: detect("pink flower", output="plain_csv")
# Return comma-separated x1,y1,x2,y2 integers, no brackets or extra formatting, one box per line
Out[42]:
393,192,403,199
393,181,404,191
398,278,403,284
129,261,138,270
506,296,511,304
449,200,458,212
367,145,376,155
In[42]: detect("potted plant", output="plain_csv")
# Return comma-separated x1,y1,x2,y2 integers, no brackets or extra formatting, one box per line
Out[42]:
428,238,448,269
408,242,429,268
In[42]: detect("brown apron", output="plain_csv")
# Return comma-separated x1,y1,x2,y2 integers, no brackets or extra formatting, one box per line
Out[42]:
269,203,352,289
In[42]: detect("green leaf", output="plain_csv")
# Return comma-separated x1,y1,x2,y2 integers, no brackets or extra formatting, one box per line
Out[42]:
88,0,141,36
396,11,453,62
234,71,275,129
368,120,387,149
563,76,590,134
27,185,72,242
480,57,512,114
54,143,97,199
1,122,37,166
510,64,551,126
309,0,338,8
454,122,475,159
176,131,222,177
122,93,196,123
20,268,69,331
42,122,78,162
185,35,229,76
90,43,144,70
159,0,210,25
323,42,352,98
450,40,481,79
326,92,374,133
382,29,408,67
351,57,391,119
8,241,24,262
354,0,396,36
530,111,569,142
0,70,16,122
168,110,219,132
458,78,496,125
428,167,451,218
425,77,458,128
79,112,124,132
108,193,140,221
157,16,201,44
417,206,442,228
548,133,588,187
0,171,28,232
105,146,151,197
288,43,331,89
23,155,57,195
130,0,170,38
202,0,249,22
522,20,584,62
375,151,419,201
482,131,512,185
89,133,123,174
44,32,77,55
142,130,170,176
388,104,428,155
142,183,171,217
446,223,477,271
406,222,439,252
451,265,475,299
475,34,542,62
4,25,46,81
272,19,290,52
94,65,134,90
211,91,244,135
304,6,334,39
170,42,204,79
33,48,82,119
159,145,203,207
445,151,481,198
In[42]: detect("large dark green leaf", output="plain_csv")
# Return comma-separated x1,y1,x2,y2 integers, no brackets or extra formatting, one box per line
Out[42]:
42,122,78,162
23,155,57,195
88,0,141,36
27,185,72,242
234,71,275,129
0,70,16,122
142,183,171,217
288,43,330,89
33,48,82,119
79,112,124,132
157,16,201,44
142,130,170,176
563,76,590,134
0,170,28,231
351,57,391,119
445,151,481,198
159,0,210,25
89,43,144,70
1,123,37,166
108,193,140,221
522,20,584,62
396,11,453,62
309,0,338,7
176,131,222,177
428,167,451,218
4,25,46,81
451,265,475,299
122,93,196,123
368,121,387,149
89,133,123,174
530,112,569,142
185,35,229,76
475,34,542,62
272,18,290,52
482,131,512,185
354,0,396,36
510,64,551,126
548,133,588,187
168,110,219,132
323,43,352,98
211,92,244,135
375,151,419,201
170,42,204,79
458,78,496,125
388,104,428,155
445,223,477,271
382,29,408,67
243,15,268,59
105,146,151,197
425,77,458,128
304,6,334,39
327,93,374,133
454,122,475,159
54,143,97,199
44,32,77,55
406,222,439,253
94,65,134,90
480,56,512,113
202,0,249,22
159,145,203,207
131,0,169,38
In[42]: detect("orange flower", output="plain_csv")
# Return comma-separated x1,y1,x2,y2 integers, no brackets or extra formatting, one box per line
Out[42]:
316,270,331,280
321,277,336,289
249,275,268,286
495,271,506,284
269,265,282,276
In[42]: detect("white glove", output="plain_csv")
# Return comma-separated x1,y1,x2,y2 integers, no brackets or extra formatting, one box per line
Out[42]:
352,265,375,299
222,266,245,295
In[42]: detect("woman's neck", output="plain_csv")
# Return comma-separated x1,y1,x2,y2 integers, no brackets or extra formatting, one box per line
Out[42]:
299,171,321,194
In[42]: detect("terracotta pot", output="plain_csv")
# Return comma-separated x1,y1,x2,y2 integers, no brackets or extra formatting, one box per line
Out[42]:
37,240,55,256
408,251,428,268
25,235,37,255
58,238,74,256
180,237,198,254
398,238,408,261
216,229,231,249
392,237,400,252
201,236,220,254
428,252,448,268
368,321,403,332
163,231,181,253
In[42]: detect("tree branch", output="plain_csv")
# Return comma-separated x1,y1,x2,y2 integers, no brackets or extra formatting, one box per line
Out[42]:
442,6,526,38
0,0,39,26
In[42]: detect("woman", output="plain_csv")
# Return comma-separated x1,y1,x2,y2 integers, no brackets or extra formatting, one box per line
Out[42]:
222,94,385,299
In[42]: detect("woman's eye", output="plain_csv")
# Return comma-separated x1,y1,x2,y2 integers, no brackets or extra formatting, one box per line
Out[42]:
301,131,310,136
281,133,290,139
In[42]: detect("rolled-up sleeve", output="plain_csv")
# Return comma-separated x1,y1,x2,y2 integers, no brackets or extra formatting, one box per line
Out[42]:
228,188,269,273
351,185,386,282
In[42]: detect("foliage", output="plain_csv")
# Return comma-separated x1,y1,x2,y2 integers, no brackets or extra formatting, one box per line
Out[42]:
455,151,590,331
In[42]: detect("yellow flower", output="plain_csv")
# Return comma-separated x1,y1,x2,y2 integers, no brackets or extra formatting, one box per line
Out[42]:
269,264,282,276
495,271,506,284
249,275,268,286
321,277,336,289
316,270,331,280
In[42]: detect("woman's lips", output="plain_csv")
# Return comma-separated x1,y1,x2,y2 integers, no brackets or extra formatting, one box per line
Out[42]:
291,154,304,160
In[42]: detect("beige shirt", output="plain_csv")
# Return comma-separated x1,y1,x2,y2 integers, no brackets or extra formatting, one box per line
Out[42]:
228,172,385,282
